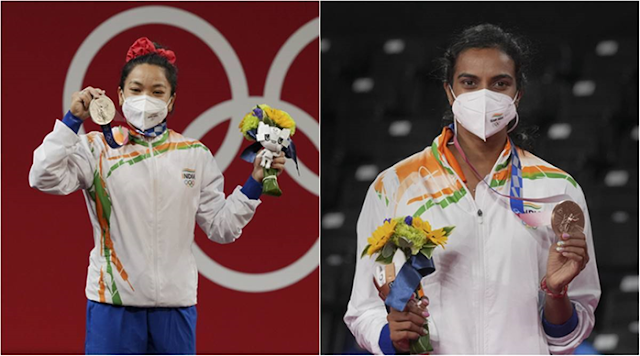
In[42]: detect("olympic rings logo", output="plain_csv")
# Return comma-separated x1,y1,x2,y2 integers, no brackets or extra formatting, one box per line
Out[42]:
64,5,319,293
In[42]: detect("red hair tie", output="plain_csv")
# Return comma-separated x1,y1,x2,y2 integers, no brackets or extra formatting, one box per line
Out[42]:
125,37,176,64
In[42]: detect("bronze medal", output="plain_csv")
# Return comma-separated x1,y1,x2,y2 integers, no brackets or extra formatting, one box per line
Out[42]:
89,95,116,126
551,200,585,236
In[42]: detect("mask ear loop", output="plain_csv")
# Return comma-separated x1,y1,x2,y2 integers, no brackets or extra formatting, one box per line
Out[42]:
506,91,520,134
507,112,519,134
452,113,459,139
449,85,458,101
449,85,460,141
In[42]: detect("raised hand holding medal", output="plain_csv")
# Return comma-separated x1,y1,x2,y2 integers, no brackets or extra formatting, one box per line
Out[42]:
89,93,127,149
70,86,105,121
545,201,589,295
70,86,126,148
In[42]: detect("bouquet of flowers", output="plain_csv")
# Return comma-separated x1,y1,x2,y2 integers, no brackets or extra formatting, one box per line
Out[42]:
239,104,299,196
362,215,455,354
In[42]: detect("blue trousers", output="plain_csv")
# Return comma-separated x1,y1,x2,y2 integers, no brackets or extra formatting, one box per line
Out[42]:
85,300,197,355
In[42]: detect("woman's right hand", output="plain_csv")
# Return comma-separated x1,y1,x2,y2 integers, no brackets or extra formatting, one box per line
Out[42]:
70,86,105,120
387,298,429,352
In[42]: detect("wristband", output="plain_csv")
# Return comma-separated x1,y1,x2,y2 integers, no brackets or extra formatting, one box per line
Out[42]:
542,304,579,337
541,276,568,299
62,110,83,134
378,324,396,355
240,176,262,200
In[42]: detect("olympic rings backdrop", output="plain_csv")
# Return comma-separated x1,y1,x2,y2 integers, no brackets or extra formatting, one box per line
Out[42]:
1,2,319,354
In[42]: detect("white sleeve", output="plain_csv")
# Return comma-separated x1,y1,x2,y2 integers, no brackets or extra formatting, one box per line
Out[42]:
344,183,390,354
546,183,601,354
196,150,261,244
28,120,95,195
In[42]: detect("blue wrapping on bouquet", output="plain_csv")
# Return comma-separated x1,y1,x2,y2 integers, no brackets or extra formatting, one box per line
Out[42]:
385,254,436,311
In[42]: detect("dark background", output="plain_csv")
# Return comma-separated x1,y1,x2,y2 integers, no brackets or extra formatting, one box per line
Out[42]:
321,2,638,354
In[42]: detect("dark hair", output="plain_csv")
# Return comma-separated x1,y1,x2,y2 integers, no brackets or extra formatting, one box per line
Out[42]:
438,24,538,151
119,42,178,96
440,23,530,90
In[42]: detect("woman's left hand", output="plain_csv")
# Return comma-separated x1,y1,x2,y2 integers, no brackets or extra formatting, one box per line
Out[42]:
545,230,589,294
251,150,286,183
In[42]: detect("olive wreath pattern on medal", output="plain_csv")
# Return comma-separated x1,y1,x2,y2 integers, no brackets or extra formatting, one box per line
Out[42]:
64,5,319,293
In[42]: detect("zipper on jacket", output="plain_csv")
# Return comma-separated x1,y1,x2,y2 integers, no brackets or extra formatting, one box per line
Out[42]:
441,146,496,354
443,142,507,354
149,141,160,306
447,172,485,353
477,204,485,354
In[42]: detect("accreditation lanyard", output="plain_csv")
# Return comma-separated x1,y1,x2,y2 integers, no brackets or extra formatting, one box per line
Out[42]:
452,134,570,227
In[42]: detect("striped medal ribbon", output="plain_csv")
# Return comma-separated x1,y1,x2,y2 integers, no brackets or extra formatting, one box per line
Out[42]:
452,134,571,227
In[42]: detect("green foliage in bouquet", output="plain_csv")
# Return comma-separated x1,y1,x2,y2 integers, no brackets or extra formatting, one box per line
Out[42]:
239,104,297,197
362,215,453,264
362,215,455,355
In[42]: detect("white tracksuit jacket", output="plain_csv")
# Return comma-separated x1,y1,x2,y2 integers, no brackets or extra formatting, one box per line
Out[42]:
29,120,260,307
344,127,600,354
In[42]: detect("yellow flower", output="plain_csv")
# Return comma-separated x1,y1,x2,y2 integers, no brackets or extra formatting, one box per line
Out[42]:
426,228,448,249
262,105,296,135
367,219,397,255
412,216,430,232
412,216,448,249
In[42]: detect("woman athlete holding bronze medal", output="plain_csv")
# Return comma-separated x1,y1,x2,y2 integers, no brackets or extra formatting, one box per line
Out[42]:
29,37,285,354
345,24,600,354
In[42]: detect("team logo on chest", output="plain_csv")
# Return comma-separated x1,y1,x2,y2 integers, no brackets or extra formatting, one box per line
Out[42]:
523,202,542,213
182,169,196,187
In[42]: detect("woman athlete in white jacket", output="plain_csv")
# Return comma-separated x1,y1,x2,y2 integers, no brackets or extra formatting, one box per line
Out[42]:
345,24,600,355
29,37,285,354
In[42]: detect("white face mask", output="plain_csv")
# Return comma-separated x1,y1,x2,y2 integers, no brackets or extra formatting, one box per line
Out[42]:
122,95,169,131
450,87,519,141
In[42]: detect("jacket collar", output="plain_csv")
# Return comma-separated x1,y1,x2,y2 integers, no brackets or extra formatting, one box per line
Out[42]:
128,127,170,147
431,126,513,183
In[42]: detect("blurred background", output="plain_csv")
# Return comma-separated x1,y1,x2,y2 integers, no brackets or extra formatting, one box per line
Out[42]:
321,2,638,354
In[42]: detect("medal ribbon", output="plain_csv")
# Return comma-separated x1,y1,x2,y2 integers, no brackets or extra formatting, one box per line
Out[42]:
451,133,570,227
131,121,167,138
101,124,123,149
